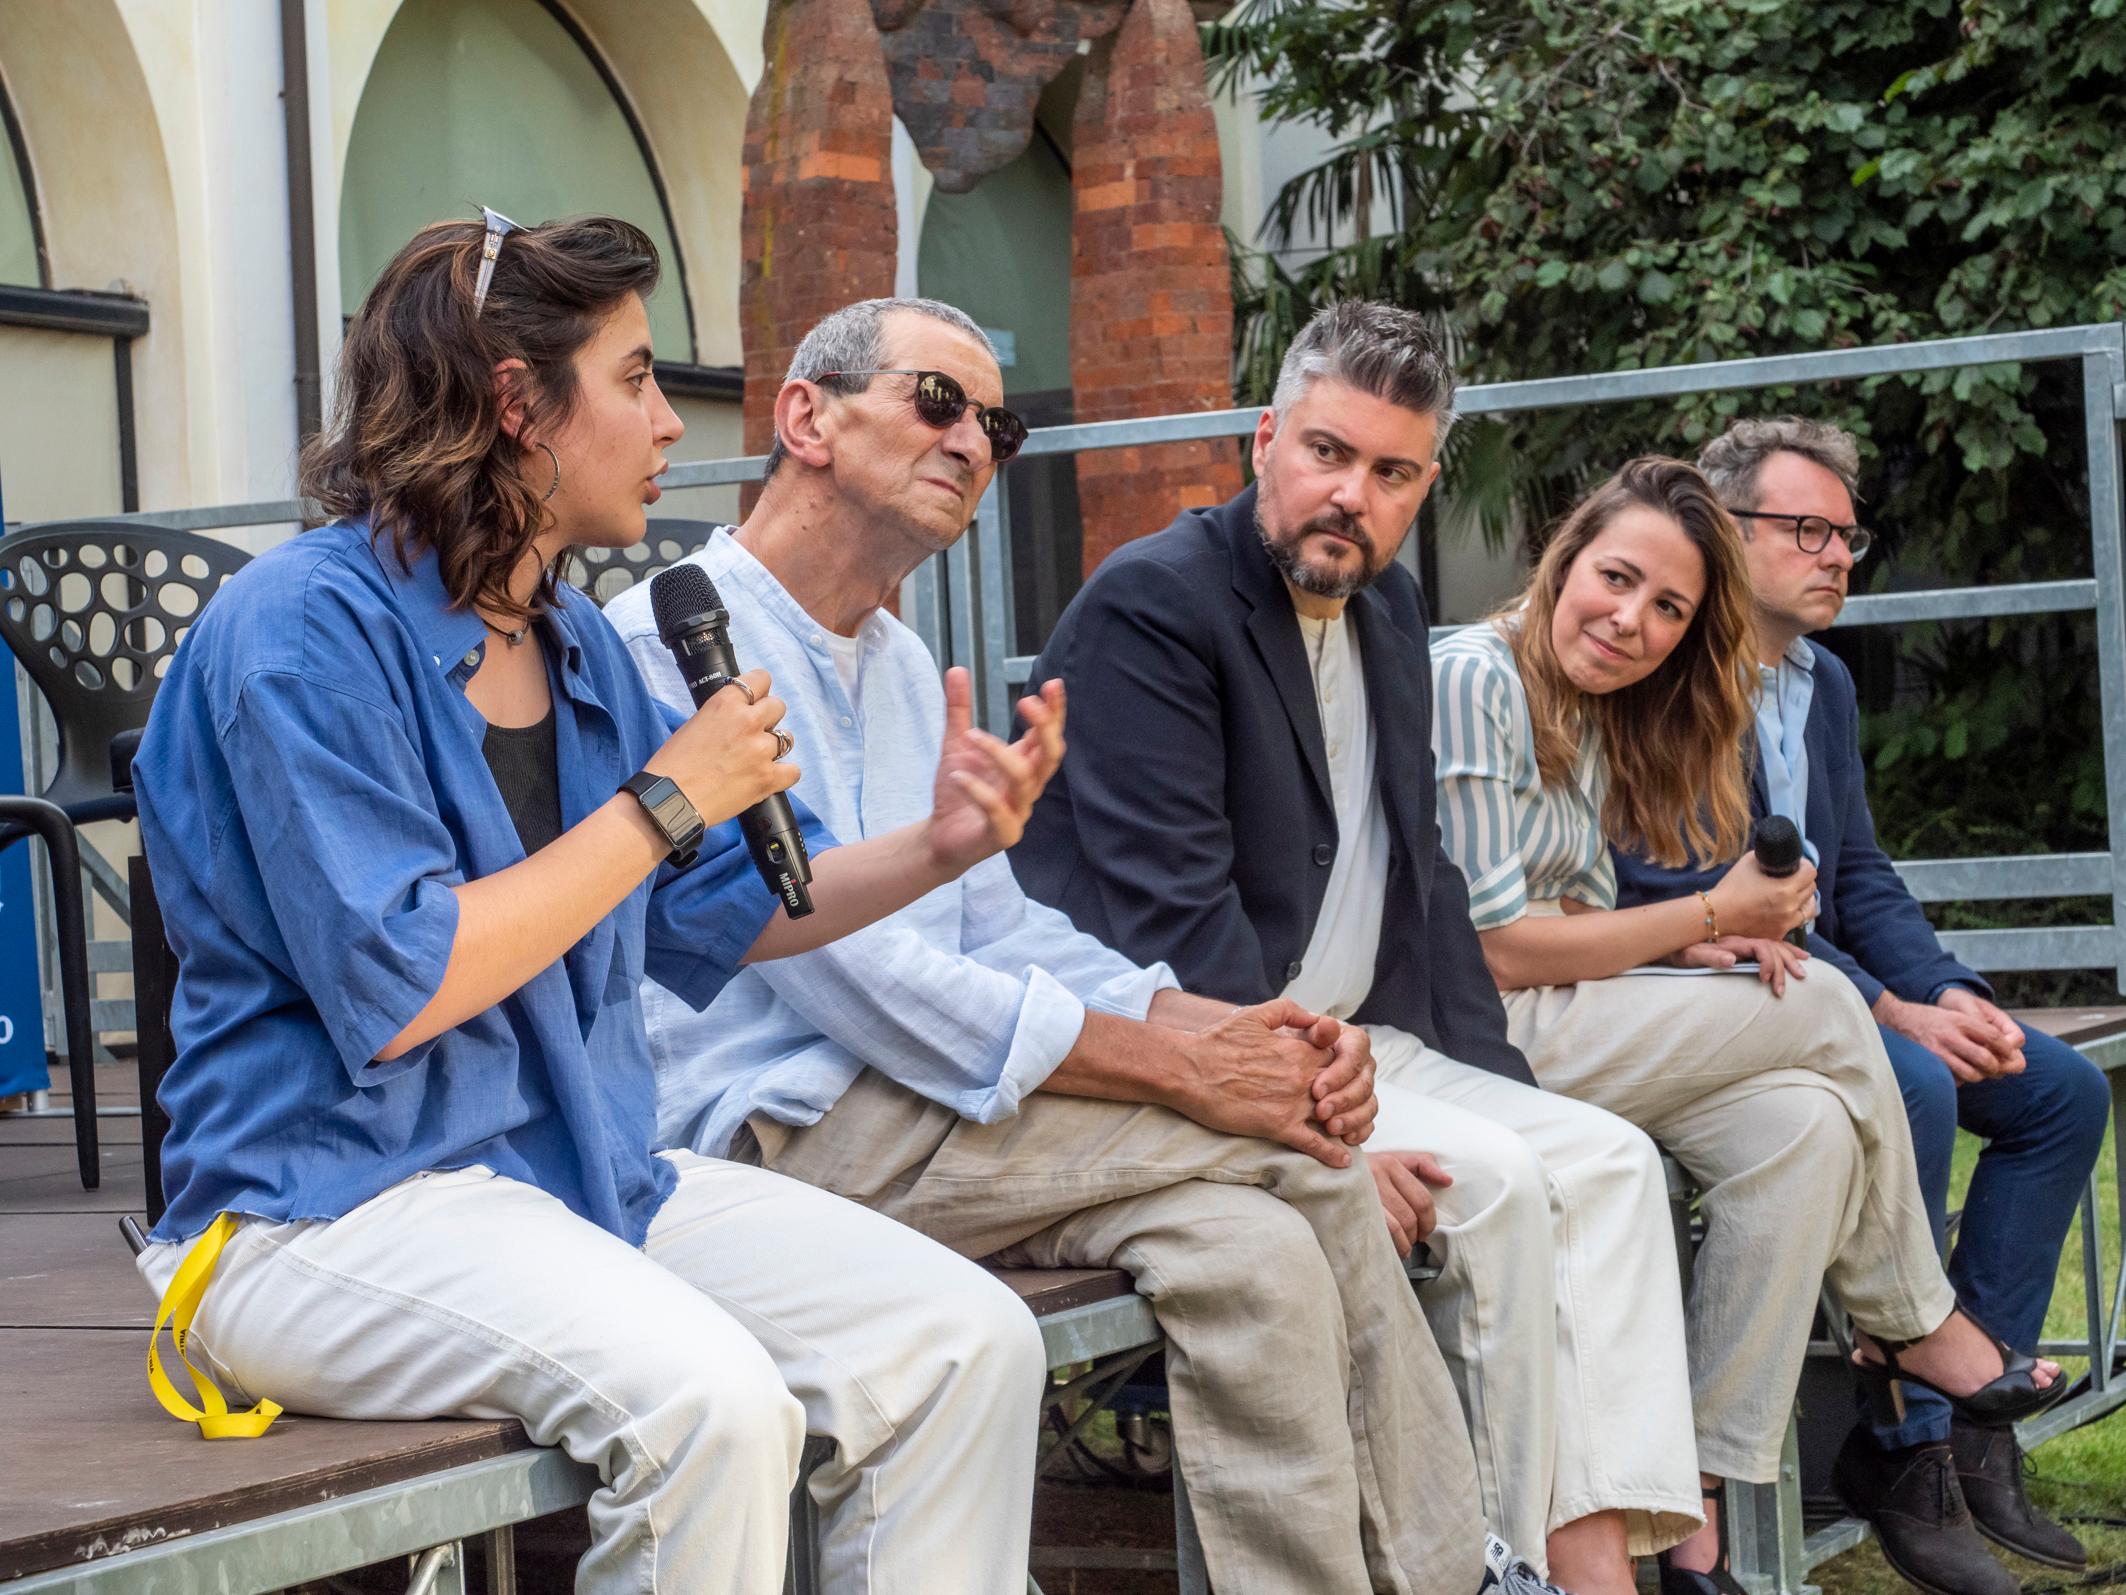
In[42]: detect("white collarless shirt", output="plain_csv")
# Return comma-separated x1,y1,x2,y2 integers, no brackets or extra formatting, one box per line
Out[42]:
1283,608,1391,1020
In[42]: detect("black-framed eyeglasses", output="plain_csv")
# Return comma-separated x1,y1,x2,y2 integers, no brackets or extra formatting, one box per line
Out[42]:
816,368,1027,464
1729,509,1873,562
472,206,521,317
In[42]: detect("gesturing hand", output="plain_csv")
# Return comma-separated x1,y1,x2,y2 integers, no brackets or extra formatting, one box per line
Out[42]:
1370,1150,1453,1257
922,668,1066,876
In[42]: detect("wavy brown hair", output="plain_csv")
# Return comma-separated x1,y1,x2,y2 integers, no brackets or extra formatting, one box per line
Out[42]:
301,214,662,625
1497,456,1758,868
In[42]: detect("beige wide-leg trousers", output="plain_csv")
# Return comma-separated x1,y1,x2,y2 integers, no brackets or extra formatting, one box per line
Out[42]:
1501,959,1957,1483
1367,1027,1703,1563
754,1067,1487,1595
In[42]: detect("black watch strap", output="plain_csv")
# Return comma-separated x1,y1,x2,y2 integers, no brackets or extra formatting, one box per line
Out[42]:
621,771,705,868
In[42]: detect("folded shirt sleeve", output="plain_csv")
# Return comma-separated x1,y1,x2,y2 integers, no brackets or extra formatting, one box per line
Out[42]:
1431,643,1533,931
214,668,463,1085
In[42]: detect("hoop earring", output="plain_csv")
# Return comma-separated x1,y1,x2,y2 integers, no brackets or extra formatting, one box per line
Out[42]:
537,442,561,502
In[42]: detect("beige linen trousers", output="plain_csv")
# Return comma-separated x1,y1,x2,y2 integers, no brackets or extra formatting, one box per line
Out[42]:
1501,954,1957,1483
753,1068,1487,1595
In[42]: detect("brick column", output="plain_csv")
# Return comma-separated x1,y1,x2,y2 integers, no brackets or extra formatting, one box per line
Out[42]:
740,0,900,486
1068,0,1242,575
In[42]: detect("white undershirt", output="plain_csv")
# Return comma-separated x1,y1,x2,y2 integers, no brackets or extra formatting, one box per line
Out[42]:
1283,609,1391,1020
820,626,864,701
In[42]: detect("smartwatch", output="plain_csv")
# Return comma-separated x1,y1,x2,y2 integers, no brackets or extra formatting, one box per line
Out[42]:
620,771,705,868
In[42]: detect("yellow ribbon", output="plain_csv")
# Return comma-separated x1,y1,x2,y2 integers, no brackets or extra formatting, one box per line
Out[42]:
147,1212,283,1439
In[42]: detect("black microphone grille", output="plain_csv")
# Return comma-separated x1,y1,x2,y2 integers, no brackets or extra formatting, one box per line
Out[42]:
651,562,724,643
1752,814,1803,872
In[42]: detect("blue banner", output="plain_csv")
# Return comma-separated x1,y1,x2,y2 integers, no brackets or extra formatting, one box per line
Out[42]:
0,474,52,1099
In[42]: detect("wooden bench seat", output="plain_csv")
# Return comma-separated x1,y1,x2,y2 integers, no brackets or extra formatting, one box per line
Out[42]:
0,1207,1152,1590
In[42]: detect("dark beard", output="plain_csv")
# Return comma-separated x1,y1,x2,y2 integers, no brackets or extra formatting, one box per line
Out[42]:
1255,503,1384,600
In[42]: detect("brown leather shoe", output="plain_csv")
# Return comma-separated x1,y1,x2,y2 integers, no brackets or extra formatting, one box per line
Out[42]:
1952,1419,2087,1570
1833,1428,2020,1595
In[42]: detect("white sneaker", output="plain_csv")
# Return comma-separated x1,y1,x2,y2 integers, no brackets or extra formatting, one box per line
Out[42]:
1477,1533,1577,1595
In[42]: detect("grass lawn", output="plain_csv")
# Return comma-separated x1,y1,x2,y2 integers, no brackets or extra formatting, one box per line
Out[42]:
1816,1119,2126,1595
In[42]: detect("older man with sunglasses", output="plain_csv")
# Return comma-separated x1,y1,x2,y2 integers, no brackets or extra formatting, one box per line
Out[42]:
1614,416,2106,1595
608,296,1560,1595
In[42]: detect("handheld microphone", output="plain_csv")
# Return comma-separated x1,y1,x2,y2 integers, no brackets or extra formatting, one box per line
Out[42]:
1750,815,1808,949
651,564,815,918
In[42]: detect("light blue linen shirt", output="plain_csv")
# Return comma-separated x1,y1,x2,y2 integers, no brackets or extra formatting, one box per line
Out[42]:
1754,636,1819,866
606,529,1178,1158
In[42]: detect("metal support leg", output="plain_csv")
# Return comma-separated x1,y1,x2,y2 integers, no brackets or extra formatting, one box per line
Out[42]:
481,1526,517,1595
405,1541,468,1595
1174,1457,1210,1595
1724,1416,1815,1595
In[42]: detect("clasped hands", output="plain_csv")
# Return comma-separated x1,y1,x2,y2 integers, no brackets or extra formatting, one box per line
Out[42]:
1182,998,1447,1259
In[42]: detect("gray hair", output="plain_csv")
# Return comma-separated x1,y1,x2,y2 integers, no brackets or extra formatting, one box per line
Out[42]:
762,296,997,482
1696,416,1862,510
1269,300,1458,443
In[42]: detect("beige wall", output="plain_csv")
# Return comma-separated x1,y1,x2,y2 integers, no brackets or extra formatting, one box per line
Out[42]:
0,326,124,524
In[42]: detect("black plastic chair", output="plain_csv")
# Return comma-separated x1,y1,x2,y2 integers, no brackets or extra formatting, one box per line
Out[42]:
0,522,249,1187
0,795,97,1185
569,517,722,606
0,521,250,824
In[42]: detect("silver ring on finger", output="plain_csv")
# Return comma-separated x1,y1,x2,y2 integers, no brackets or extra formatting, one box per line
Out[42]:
771,727,794,761
726,677,758,706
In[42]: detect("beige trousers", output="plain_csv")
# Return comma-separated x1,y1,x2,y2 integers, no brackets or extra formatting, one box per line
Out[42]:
1501,961,1957,1482
754,1068,1485,1595
1368,1028,1702,1561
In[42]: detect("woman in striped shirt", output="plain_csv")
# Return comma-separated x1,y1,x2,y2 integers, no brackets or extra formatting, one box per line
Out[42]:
1430,457,2060,1595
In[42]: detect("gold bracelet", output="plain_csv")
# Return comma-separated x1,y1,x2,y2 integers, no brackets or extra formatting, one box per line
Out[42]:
1696,890,1719,943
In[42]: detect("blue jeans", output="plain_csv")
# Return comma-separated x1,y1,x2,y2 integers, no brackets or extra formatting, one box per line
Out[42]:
1862,1020,2109,1447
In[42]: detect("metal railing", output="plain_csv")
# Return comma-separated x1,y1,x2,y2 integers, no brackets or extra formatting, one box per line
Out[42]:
972,323,2126,986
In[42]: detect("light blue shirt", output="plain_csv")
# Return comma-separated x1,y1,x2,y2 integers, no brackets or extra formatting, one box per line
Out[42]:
606,529,1178,1158
1754,636,1819,866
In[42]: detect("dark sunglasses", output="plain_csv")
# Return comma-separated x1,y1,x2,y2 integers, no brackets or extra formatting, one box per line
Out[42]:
817,368,1027,463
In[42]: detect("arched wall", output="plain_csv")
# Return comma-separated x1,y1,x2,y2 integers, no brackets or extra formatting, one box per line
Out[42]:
0,0,187,509
327,0,753,367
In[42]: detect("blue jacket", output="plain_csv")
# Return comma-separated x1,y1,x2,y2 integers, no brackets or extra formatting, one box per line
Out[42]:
1611,638,1986,1010
1009,485,1534,1085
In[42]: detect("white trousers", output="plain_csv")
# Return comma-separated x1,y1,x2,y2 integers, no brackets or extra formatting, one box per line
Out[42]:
138,1152,1047,1595
1367,1029,1703,1563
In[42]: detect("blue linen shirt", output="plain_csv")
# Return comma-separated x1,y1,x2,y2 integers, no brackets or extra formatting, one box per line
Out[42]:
1755,636,1818,865
604,529,1177,1158
133,519,830,1244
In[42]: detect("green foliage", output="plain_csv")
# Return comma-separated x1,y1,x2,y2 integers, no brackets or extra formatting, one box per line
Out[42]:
1212,0,2126,993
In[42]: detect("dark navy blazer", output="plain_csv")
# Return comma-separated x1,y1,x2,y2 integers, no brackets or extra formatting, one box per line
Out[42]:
1009,484,1534,1085
1612,638,1985,1010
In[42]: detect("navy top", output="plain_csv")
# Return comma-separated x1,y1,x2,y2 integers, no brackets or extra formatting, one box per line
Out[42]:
133,520,833,1244
1612,638,1984,1010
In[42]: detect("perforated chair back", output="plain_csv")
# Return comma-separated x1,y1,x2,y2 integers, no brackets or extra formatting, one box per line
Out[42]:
569,518,723,607
0,522,250,818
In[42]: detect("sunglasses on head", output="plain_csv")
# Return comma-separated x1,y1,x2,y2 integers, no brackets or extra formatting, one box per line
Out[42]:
817,368,1027,464
471,205,522,317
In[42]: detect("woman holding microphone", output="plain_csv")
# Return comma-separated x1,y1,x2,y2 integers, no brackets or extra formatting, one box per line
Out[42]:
1429,457,2059,1595
131,212,1063,1594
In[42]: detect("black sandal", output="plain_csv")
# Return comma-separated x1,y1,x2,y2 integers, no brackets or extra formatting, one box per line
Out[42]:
1852,1308,2066,1429
1657,1483,1750,1595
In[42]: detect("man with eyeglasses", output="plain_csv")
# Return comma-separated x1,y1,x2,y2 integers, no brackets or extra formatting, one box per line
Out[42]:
1614,416,2105,1595
609,296,1532,1595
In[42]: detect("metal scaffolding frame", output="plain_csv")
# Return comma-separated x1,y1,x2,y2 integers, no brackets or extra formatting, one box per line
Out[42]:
10,321,2125,1595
